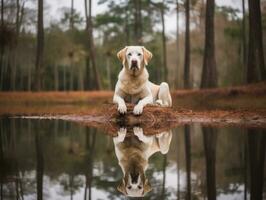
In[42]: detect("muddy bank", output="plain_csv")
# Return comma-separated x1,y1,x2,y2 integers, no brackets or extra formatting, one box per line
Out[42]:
20,104,266,137
2,82,266,133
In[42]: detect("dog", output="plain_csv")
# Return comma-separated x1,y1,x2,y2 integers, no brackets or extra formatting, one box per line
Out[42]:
113,127,172,197
113,46,172,115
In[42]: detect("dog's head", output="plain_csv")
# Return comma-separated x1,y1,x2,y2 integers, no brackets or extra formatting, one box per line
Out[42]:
117,164,152,197
117,46,153,75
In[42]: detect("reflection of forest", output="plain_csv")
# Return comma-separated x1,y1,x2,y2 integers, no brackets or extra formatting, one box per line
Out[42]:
0,118,265,199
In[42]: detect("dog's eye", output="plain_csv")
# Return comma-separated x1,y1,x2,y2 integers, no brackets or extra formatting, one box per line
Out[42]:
127,186,132,189
138,186,142,189
137,53,142,56
128,53,132,56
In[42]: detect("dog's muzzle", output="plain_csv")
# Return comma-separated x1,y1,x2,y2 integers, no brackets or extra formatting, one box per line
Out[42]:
131,60,138,70
130,172,139,183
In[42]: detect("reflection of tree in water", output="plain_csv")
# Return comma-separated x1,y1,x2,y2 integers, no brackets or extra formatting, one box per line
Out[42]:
176,128,180,200
202,126,217,200
58,121,85,198
0,118,25,199
1,118,264,200
184,125,191,200
248,129,266,200
35,120,44,200
84,127,96,200
0,118,3,199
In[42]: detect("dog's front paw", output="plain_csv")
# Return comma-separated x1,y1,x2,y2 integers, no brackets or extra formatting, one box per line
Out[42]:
133,104,143,115
155,99,163,106
114,127,127,143
118,103,127,114
134,126,152,143
133,127,143,136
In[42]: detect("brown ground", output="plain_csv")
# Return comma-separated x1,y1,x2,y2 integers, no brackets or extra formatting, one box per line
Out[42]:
1,82,266,133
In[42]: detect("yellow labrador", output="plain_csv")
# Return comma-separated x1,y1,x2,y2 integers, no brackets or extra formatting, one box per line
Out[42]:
113,127,172,197
113,46,172,115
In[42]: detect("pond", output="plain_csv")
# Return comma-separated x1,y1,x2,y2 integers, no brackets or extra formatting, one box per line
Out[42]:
0,117,265,200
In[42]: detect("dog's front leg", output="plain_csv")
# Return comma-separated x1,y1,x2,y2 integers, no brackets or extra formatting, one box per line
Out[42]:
113,127,127,144
133,89,153,115
113,86,127,114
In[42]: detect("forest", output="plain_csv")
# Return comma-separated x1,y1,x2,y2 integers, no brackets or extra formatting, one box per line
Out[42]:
0,0,265,91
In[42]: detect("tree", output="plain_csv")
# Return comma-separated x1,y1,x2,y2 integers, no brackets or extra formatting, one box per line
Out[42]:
242,0,247,82
85,0,101,90
175,0,179,88
11,0,25,90
201,0,217,88
133,0,142,44
184,0,190,88
35,0,44,91
69,0,74,90
247,0,266,83
0,0,4,71
70,0,74,29
160,1,168,82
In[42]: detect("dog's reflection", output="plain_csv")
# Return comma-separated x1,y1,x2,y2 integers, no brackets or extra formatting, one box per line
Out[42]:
113,127,172,197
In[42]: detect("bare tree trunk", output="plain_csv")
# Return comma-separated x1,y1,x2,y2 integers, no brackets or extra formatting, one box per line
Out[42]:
184,0,190,88
0,0,3,25
242,0,247,83
175,0,179,88
78,66,84,91
106,54,111,90
70,0,74,29
138,0,142,44
247,0,266,83
133,0,138,44
69,57,74,90
28,65,31,91
85,0,101,90
85,56,90,90
84,0,90,90
124,0,130,45
160,2,168,82
63,66,66,91
69,0,75,91
35,0,44,91
0,0,4,77
132,0,142,44
201,0,217,88
11,0,20,91
54,64,58,91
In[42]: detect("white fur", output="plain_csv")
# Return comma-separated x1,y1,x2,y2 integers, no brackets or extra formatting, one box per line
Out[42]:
113,46,172,115
113,127,172,197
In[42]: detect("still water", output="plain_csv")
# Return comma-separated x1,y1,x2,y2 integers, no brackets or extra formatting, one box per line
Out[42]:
0,118,265,200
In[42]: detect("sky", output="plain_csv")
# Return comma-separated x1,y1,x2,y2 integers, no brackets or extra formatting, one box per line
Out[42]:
44,0,243,36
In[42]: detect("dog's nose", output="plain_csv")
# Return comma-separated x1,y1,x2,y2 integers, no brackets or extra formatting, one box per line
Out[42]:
131,60,137,66
130,172,139,183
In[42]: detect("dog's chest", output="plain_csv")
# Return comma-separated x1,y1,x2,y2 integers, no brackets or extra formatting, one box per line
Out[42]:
120,79,145,95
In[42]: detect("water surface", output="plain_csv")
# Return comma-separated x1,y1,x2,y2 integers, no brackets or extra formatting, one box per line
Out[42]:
0,118,265,199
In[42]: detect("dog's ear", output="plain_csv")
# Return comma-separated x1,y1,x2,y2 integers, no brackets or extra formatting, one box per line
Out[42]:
117,180,127,195
117,47,128,64
143,179,152,195
142,47,153,66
